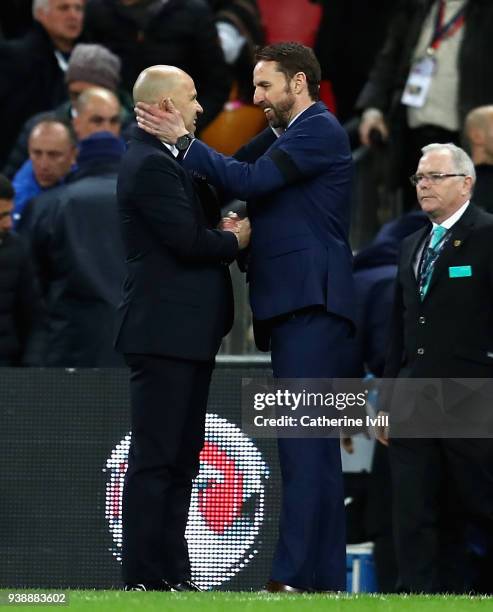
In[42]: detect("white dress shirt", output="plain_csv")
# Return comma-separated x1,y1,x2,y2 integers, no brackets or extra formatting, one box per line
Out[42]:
413,199,470,276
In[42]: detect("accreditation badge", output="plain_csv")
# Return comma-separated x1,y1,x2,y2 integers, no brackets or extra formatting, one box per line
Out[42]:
401,54,437,108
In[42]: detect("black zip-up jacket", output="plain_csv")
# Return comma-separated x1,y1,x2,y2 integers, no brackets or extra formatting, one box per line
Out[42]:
0,231,39,365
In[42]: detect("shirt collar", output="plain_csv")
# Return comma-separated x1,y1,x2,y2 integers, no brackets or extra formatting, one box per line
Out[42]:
433,200,469,230
161,140,179,158
287,108,307,129
287,102,318,128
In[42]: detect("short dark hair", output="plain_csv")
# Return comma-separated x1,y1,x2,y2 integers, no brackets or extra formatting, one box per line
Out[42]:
0,174,14,200
255,42,321,101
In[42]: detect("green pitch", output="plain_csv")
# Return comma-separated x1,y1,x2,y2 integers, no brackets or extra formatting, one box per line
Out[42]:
3,591,493,612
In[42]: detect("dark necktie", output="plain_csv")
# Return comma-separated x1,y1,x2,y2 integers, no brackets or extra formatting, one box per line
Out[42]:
418,225,448,299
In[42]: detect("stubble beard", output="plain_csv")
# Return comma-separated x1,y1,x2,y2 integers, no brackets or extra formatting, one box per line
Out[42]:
268,87,296,129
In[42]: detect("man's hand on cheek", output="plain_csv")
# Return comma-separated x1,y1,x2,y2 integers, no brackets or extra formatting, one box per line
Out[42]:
135,100,188,143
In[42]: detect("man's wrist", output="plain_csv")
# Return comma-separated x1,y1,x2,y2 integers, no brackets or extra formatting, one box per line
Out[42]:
176,132,194,151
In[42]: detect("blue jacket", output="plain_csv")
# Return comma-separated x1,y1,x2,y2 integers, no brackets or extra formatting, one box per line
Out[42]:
184,101,356,326
12,160,43,228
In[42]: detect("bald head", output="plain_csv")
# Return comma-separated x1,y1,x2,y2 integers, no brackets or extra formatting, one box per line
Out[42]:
133,65,190,105
73,87,121,140
465,106,493,133
133,65,203,135
465,105,493,165
75,87,119,116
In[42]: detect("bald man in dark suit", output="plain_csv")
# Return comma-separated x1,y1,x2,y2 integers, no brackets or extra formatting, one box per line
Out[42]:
115,65,250,592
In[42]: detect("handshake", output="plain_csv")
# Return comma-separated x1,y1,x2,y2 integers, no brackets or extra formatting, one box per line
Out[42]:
220,212,251,250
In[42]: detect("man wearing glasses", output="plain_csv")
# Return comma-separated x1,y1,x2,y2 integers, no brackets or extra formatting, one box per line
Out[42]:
378,142,493,592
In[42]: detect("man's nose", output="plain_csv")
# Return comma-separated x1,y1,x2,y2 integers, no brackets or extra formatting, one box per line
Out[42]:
253,90,263,106
38,155,50,169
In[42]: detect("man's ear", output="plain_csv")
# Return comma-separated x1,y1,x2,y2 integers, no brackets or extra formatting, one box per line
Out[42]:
463,175,474,196
158,97,168,111
293,72,307,94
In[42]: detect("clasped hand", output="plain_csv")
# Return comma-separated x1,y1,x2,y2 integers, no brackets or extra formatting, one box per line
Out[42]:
221,212,251,250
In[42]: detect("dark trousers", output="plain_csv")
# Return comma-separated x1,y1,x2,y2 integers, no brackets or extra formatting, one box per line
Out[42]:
365,443,398,592
269,307,354,590
121,353,214,584
389,437,493,593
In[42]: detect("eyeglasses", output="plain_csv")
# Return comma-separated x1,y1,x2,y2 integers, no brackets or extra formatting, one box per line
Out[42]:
409,173,467,186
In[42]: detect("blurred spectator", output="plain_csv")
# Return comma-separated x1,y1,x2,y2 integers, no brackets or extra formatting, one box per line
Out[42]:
0,0,84,168
83,0,231,132
73,87,122,139
66,42,123,102
0,174,40,366
209,0,264,102
350,211,429,377
313,0,395,124
199,1,266,155
12,87,121,232
0,0,33,39
464,105,493,212
18,87,123,244
356,0,493,211
12,120,77,228
3,43,131,178
27,132,126,367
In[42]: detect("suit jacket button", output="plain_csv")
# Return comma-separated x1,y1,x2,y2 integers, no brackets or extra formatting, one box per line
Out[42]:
417,347,425,355
419,316,426,324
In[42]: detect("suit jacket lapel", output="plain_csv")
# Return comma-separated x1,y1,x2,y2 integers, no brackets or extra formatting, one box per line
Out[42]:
424,205,478,299
404,226,429,293
129,125,176,158
268,101,329,153
130,125,212,225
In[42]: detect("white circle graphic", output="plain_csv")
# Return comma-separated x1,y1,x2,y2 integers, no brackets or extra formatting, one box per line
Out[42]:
103,413,270,589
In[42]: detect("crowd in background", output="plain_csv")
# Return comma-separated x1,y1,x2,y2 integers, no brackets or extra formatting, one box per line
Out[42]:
1,0,493,595
0,0,264,367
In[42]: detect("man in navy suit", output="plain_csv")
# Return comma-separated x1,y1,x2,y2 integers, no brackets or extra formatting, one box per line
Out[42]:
136,43,356,592
115,65,250,591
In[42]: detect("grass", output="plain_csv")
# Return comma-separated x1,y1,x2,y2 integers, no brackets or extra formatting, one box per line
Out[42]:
2,591,493,612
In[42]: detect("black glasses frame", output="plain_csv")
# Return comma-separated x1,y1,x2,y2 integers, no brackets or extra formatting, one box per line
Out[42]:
409,173,467,186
